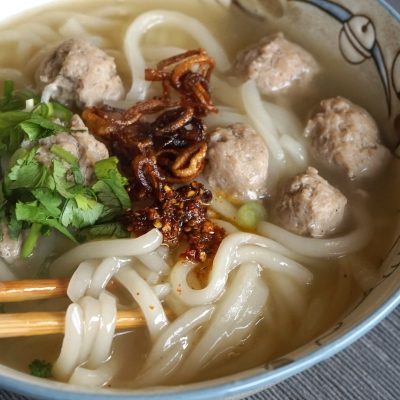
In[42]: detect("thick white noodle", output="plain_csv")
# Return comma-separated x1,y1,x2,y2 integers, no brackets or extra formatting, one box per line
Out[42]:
87,257,121,298
210,75,243,109
263,101,303,138
210,196,238,221
92,4,130,17
50,229,163,278
124,10,230,101
133,261,161,285
257,207,373,258
279,134,308,168
52,304,84,382
235,245,312,284
137,250,170,275
142,46,185,62
67,260,98,302
179,263,268,382
241,80,285,161
210,219,239,234
69,365,113,387
87,292,117,368
59,18,107,48
204,109,249,129
268,271,309,322
44,11,117,29
152,283,171,299
115,267,168,340
171,232,311,306
136,306,214,386
77,297,101,364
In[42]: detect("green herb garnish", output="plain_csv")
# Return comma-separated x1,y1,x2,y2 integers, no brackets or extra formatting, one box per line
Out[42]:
29,359,52,378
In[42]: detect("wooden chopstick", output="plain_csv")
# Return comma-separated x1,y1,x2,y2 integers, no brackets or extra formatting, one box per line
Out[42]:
0,308,171,338
0,278,118,303
0,279,70,303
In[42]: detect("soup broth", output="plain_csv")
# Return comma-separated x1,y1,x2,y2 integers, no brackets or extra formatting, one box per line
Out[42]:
0,0,398,389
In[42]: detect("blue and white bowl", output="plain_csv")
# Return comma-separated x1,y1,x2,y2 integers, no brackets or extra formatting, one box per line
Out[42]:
0,0,400,399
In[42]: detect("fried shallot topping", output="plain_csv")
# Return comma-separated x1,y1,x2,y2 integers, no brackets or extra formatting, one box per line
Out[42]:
82,49,216,198
124,181,225,262
81,49,225,261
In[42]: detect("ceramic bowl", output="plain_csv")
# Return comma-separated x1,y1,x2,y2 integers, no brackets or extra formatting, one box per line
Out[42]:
0,0,400,399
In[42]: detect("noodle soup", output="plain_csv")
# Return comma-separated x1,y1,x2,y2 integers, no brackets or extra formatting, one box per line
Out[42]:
0,0,397,390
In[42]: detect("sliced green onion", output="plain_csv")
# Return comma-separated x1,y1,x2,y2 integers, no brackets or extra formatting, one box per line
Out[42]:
50,144,78,165
21,223,42,258
235,201,267,230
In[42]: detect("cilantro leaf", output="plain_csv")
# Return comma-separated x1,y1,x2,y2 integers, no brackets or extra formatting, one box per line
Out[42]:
32,188,62,218
6,148,53,191
78,222,129,241
16,201,77,243
61,196,104,229
52,159,76,198
91,157,131,222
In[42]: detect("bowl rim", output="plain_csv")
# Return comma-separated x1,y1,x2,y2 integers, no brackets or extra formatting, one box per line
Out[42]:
1,0,400,399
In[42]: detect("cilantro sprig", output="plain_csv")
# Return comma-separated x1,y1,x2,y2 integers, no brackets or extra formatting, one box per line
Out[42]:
0,81,131,257
0,81,72,155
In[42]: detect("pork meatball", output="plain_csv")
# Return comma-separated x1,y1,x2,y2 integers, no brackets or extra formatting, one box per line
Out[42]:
204,123,269,200
36,39,125,108
36,115,109,184
235,33,318,96
305,97,390,179
276,167,347,237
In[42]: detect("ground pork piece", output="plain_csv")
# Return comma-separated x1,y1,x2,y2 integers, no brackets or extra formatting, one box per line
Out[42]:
36,115,109,184
36,39,124,108
235,32,318,96
276,167,347,237
204,123,269,200
304,97,390,179
0,224,22,263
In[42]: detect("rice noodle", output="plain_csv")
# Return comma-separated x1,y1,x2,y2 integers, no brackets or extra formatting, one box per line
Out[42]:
124,10,230,101
115,267,168,340
210,75,243,109
136,306,214,386
53,304,84,382
178,263,268,382
240,80,285,161
50,229,163,278
258,206,372,258
235,245,312,284
170,232,312,306
210,195,238,221
87,292,117,368
59,18,108,48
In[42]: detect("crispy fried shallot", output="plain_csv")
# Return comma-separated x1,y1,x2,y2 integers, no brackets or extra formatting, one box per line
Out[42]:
145,48,216,115
82,49,224,261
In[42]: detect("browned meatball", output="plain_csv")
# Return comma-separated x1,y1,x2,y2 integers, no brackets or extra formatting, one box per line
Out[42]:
276,167,347,237
305,97,390,179
204,123,269,200
235,33,318,96
36,39,125,108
